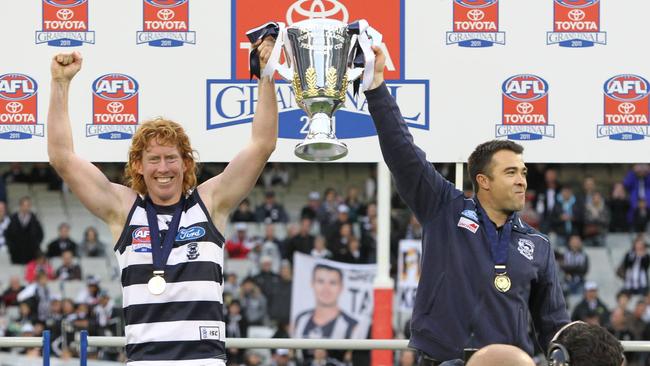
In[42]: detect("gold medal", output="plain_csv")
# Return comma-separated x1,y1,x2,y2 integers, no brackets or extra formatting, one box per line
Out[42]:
494,273,511,293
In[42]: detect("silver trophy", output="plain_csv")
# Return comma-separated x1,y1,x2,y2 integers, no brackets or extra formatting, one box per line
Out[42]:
257,19,381,161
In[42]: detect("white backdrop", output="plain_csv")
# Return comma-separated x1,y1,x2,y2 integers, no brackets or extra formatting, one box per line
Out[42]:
0,0,649,163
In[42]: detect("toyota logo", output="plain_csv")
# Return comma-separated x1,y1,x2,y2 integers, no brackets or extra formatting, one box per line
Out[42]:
466,9,485,21
618,102,636,115
157,8,175,21
106,102,124,114
567,9,585,21
286,0,348,25
5,102,23,114
56,8,74,21
516,102,534,114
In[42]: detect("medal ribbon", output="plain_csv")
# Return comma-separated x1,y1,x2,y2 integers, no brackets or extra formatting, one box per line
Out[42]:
476,203,513,276
145,195,185,273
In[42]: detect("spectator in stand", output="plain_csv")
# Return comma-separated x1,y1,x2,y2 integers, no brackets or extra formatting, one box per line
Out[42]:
2,162,30,184
239,277,267,326
1,275,25,307
255,190,289,224
329,222,355,261
609,182,631,233
17,272,53,322
576,176,598,209
225,222,254,259
301,191,322,221
223,273,239,301
360,215,377,263
56,249,82,281
231,198,258,223
607,308,637,364
535,167,562,234
311,235,333,260
257,223,283,273
75,275,101,306
632,198,650,234
5,196,44,265
30,162,62,190
24,251,56,283
270,348,297,366
398,350,417,366
344,186,365,223
268,260,293,326
284,218,315,262
572,281,610,326
262,162,290,189
225,299,248,364
0,201,9,252
317,188,339,230
618,235,650,296
551,186,583,247
324,204,352,246
561,235,589,295
629,299,647,340
337,236,364,264
79,226,106,257
46,222,78,258
623,163,650,228
253,255,281,305
583,191,610,247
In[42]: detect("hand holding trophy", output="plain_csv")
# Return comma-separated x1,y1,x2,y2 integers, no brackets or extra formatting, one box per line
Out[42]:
248,19,382,161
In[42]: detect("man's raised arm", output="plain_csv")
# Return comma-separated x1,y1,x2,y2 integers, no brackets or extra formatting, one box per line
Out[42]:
47,52,135,228
199,38,279,231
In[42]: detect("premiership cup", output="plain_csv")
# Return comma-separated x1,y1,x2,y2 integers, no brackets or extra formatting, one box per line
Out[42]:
253,19,381,161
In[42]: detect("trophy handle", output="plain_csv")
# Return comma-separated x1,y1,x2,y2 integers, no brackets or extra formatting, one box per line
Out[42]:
261,22,294,81
347,20,383,91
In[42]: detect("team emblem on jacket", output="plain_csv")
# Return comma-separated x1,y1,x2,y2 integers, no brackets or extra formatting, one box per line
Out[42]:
461,209,478,221
457,216,479,234
186,242,200,260
517,238,534,260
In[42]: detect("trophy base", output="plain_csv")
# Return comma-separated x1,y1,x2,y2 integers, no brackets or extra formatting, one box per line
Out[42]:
294,139,348,162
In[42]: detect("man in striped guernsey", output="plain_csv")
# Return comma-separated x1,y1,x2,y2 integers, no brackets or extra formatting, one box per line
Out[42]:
47,39,278,365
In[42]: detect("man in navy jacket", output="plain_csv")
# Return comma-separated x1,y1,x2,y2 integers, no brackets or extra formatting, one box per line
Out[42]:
364,46,569,364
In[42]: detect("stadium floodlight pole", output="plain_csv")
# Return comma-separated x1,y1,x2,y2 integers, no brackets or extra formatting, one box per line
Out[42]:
372,161,395,366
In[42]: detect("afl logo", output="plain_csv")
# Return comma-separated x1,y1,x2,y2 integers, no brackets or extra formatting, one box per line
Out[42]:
43,0,87,7
604,75,649,102
502,75,548,102
144,0,187,7
454,0,498,8
0,74,37,101
132,227,151,244
554,0,598,7
92,74,139,101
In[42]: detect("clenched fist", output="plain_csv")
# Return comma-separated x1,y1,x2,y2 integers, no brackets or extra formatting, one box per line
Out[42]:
51,51,83,83
254,36,275,72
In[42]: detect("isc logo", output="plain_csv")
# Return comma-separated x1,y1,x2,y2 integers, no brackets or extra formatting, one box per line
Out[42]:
0,74,43,140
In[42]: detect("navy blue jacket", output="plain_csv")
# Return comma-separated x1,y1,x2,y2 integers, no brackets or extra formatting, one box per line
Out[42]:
365,84,569,361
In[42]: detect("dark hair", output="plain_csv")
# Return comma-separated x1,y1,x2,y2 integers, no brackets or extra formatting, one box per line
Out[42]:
467,140,524,193
554,322,624,366
312,264,343,282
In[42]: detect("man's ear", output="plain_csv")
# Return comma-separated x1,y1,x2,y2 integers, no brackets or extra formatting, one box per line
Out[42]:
476,174,490,191
134,160,143,176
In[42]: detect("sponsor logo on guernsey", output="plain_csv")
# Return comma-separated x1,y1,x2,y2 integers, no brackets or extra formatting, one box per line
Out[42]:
0,74,43,140
87,73,139,139
547,0,606,47
199,326,221,340
458,216,479,233
35,0,95,47
517,238,534,260
446,0,505,47
597,74,650,140
496,74,555,140
136,0,196,47
207,0,429,141
132,227,152,252
176,226,206,241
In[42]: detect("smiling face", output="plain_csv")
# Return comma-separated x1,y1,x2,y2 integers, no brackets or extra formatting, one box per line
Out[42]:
478,150,528,215
312,267,343,308
136,139,187,205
